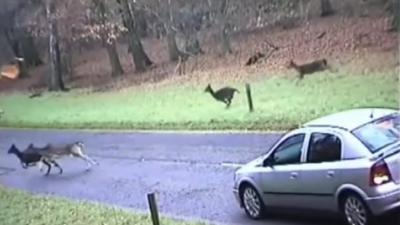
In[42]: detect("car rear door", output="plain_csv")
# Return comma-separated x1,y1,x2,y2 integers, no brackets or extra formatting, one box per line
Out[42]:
296,129,344,212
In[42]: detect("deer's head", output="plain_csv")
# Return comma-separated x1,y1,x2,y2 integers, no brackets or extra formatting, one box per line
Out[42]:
7,144,19,155
204,84,212,93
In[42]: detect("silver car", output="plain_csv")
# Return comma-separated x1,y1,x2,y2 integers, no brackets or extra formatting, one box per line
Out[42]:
233,108,400,225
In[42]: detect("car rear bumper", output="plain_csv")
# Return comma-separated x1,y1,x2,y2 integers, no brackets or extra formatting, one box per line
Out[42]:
366,188,400,215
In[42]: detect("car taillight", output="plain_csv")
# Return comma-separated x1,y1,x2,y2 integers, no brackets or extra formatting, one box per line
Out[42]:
370,159,393,186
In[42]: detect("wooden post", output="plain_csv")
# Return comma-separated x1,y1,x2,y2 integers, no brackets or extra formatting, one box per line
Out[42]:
147,192,160,225
246,83,254,112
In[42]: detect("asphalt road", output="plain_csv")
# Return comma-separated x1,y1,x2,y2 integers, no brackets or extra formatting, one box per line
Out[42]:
0,129,398,225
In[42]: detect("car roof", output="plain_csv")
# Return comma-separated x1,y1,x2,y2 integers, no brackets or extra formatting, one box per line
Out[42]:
303,108,398,131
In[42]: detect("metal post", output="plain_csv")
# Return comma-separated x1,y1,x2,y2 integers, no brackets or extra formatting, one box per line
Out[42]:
147,192,160,225
246,83,254,112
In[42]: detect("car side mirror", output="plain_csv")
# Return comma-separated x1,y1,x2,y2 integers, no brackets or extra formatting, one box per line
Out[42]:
263,156,275,168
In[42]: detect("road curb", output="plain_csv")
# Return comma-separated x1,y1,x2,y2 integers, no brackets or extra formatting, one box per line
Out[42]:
0,126,286,135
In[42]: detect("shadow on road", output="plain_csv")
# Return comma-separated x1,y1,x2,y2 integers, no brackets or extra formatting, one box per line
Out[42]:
29,167,95,181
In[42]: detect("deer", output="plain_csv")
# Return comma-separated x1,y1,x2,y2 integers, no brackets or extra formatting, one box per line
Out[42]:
288,59,329,80
204,84,240,108
245,40,279,66
245,52,266,66
7,144,56,174
29,141,99,175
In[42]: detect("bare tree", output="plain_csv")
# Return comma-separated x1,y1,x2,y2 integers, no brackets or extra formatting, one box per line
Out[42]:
45,0,66,91
0,32,15,66
56,0,89,81
388,0,400,31
141,0,185,62
176,2,204,56
214,0,233,55
92,0,124,77
118,0,153,72
165,0,185,62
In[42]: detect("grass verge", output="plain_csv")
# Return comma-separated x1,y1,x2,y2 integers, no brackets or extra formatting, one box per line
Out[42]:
0,186,209,225
0,72,397,131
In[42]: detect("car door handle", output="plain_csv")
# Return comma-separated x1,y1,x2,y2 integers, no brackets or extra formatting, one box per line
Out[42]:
290,172,299,179
326,171,335,178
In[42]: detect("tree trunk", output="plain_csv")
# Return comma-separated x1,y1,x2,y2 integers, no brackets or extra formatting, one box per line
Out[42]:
4,28,43,68
119,0,153,72
135,9,148,38
94,0,124,77
218,0,232,56
0,32,15,66
220,24,232,55
166,27,181,62
46,0,65,91
18,34,43,67
3,27,19,58
60,39,73,81
320,0,334,17
165,0,182,62
105,40,124,77
184,34,203,55
391,0,400,31
212,0,232,56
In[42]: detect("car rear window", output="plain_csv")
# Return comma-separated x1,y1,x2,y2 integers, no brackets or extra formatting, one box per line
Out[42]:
352,113,400,153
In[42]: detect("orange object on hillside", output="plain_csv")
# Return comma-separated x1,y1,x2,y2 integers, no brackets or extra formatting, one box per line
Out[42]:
0,64,20,79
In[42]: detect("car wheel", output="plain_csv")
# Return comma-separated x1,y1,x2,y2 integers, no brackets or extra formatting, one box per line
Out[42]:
341,194,374,225
240,185,265,220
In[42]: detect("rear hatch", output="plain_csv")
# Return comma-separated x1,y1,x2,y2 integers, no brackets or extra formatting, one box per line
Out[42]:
373,143,400,184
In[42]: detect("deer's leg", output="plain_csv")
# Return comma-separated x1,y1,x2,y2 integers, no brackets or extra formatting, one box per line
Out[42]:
295,77,302,86
21,162,28,169
71,146,99,169
225,99,231,109
82,154,99,166
74,152,98,170
37,161,44,172
50,160,63,174
326,64,336,73
42,160,52,176
88,155,99,166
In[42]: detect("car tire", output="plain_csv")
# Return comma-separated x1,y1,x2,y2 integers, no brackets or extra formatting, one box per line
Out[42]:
240,184,266,220
341,194,375,225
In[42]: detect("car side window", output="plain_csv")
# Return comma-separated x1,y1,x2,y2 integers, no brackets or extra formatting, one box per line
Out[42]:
271,134,305,166
307,133,342,163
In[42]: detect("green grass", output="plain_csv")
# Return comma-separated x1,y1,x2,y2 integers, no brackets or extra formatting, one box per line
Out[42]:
0,186,209,225
0,72,398,131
